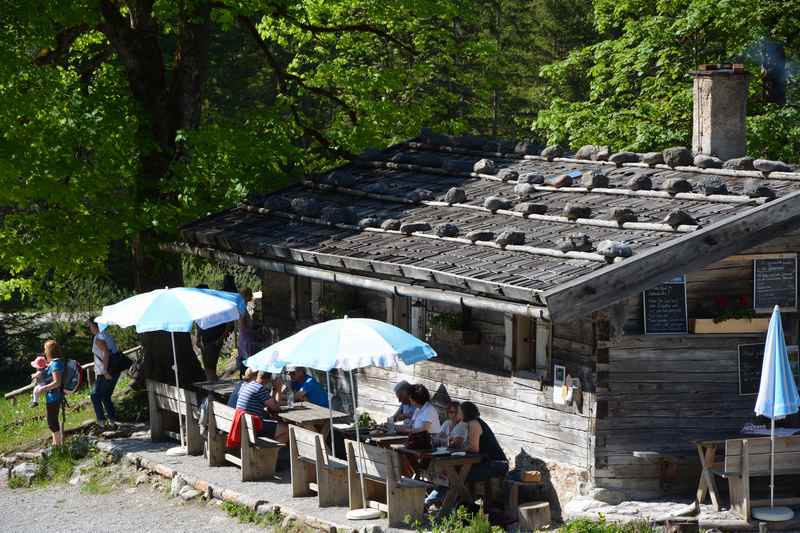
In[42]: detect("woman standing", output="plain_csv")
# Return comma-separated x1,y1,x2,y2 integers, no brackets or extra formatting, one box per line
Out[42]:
37,340,65,446
236,287,256,378
87,319,120,429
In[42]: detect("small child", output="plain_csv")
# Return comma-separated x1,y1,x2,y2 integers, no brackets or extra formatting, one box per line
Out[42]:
30,355,50,407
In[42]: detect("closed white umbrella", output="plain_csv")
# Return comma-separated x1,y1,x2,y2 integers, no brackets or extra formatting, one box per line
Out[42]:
752,306,800,522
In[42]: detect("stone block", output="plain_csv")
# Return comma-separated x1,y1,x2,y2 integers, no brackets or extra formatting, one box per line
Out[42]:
434,223,459,237
694,154,723,168
754,159,792,173
513,202,548,216
518,501,551,531
444,187,467,204
473,158,496,174
483,196,513,212
609,151,640,165
662,146,693,168
723,156,755,170
540,145,564,160
399,222,431,234
641,152,664,167
496,168,519,181
626,175,652,191
380,219,402,231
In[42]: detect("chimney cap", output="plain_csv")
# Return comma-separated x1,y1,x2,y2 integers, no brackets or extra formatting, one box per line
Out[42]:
691,63,749,77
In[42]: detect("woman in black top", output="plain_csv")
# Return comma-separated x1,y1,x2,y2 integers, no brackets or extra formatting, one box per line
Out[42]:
460,401,508,482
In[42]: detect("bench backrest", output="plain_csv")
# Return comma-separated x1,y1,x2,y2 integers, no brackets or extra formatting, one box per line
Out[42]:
147,379,198,415
290,425,322,462
345,439,396,482
725,436,800,475
212,401,236,434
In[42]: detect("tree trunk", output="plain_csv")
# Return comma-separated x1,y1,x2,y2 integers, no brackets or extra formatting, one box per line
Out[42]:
99,0,211,388
762,40,786,106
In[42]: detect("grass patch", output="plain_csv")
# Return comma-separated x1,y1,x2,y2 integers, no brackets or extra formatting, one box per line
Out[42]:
0,374,137,454
220,501,309,532
558,517,657,533
7,475,28,489
410,505,503,533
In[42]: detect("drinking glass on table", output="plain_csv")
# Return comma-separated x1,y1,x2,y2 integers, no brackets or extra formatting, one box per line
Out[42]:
386,417,396,434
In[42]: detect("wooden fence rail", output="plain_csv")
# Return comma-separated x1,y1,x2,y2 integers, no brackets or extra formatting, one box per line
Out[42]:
3,345,142,404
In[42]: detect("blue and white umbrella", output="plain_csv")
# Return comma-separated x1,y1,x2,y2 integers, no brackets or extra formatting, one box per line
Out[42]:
96,287,245,333
245,317,436,520
245,317,436,372
96,287,245,451
753,306,800,520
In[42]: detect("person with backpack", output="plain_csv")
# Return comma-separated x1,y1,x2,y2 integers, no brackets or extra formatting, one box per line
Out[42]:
37,340,65,446
87,319,120,429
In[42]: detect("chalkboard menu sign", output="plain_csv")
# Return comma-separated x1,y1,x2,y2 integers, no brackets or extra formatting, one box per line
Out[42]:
753,254,797,312
738,343,765,396
643,275,688,335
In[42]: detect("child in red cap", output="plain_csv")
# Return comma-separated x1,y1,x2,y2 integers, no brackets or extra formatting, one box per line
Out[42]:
30,355,50,407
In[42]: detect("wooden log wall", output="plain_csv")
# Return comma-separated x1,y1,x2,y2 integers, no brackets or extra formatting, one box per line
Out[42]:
595,334,766,497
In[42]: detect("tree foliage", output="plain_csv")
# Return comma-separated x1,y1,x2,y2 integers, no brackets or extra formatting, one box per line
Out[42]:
535,0,800,156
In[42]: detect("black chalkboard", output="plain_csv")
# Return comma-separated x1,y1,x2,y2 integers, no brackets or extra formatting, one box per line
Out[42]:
643,276,688,335
754,255,797,312
738,343,765,396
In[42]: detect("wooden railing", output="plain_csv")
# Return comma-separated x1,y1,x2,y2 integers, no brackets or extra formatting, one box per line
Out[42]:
3,345,142,404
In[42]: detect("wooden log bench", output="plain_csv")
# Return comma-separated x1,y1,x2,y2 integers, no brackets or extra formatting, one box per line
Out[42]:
696,435,800,520
146,379,203,455
207,401,284,481
345,439,432,527
289,425,349,507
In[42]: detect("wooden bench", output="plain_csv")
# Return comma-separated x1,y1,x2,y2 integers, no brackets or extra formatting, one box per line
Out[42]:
345,439,431,527
207,401,284,481
289,425,349,507
697,435,800,519
146,379,203,455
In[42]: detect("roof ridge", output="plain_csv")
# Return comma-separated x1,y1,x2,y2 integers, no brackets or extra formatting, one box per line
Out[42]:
354,159,767,206
403,139,800,181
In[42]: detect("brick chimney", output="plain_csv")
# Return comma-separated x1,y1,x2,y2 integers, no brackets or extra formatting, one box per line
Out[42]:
691,64,749,161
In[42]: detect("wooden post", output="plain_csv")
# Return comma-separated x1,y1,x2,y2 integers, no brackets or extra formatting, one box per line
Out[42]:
345,440,363,510
742,439,751,520
206,402,226,467
240,416,278,481
291,276,312,323
503,314,515,372
183,389,203,456
146,380,165,442
290,427,313,497
315,433,348,507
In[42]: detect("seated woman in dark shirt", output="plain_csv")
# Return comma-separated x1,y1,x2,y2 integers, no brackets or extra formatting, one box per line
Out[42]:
424,401,508,509
460,401,508,482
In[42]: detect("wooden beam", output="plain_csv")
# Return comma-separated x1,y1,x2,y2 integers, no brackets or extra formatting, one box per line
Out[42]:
543,190,800,320
164,243,549,318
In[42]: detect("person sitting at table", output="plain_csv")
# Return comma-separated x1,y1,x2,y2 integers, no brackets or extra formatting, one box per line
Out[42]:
461,401,508,484
437,400,468,449
399,384,441,435
233,371,289,444
424,401,507,510
288,366,329,408
390,381,416,425
227,367,255,408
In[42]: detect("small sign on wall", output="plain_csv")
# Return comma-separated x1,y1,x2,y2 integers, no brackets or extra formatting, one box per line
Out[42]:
553,364,566,405
643,275,688,335
753,254,798,312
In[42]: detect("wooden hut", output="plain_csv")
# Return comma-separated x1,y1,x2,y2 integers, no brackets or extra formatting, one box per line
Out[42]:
172,68,800,512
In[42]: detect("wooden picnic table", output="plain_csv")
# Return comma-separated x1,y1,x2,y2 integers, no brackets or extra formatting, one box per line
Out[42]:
276,402,350,434
193,379,238,399
394,446,482,514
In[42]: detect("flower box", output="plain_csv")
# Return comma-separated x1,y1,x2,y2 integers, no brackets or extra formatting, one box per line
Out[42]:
692,318,770,334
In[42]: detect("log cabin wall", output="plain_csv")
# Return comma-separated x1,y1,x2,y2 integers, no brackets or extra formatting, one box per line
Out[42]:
259,271,598,516
595,229,800,498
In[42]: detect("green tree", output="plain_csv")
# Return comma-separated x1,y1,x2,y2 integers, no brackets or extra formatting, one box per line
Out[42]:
534,0,800,159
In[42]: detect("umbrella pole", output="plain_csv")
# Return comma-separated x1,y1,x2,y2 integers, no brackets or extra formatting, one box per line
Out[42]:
770,416,775,508
350,370,369,509
171,331,186,449
327,371,335,456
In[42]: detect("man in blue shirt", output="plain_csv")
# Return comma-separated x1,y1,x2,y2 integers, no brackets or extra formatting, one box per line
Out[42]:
288,366,329,408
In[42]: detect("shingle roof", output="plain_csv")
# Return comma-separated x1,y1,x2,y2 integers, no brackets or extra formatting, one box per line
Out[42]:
179,132,800,315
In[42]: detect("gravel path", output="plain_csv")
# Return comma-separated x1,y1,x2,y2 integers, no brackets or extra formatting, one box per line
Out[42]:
0,481,268,533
